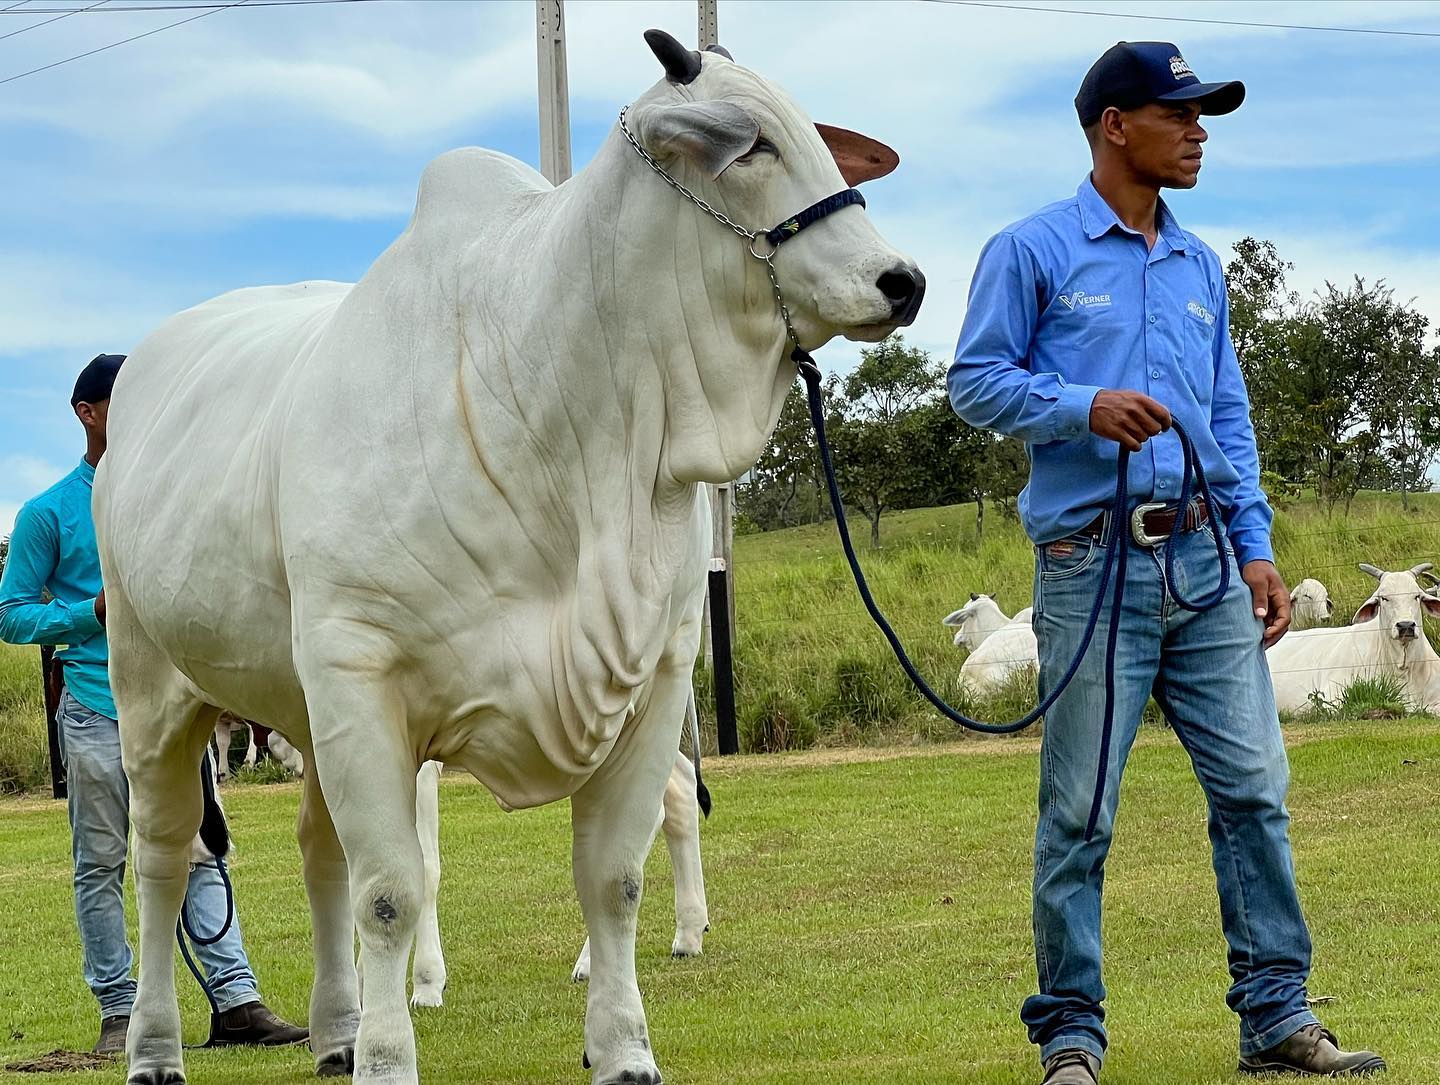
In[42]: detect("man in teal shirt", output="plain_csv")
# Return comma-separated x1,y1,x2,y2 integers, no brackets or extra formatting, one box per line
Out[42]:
0,355,307,1055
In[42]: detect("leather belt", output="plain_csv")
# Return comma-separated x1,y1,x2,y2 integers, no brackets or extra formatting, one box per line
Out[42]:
1075,497,1210,547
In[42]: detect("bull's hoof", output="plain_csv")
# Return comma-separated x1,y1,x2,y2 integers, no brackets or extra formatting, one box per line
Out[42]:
316,1048,354,1077
127,1071,185,1085
409,979,445,1009
600,1073,662,1085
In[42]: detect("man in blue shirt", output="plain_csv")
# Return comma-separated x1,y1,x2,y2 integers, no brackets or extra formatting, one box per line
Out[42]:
0,355,307,1055
950,44,1384,1084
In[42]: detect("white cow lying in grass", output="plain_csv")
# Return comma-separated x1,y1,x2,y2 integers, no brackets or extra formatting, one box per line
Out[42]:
1266,563,1440,713
954,602,1037,691
1289,577,1333,630
942,593,1024,650
267,700,712,1005
94,30,919,1085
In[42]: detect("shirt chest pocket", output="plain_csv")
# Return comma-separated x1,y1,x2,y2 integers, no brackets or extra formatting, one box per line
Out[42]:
1174,303,1217,404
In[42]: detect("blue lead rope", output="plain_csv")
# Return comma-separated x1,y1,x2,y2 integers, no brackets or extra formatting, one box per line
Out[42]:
793,350,1230,841
175,751,237,1019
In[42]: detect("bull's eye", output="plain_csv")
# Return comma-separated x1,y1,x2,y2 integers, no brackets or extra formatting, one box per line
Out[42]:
739,134,779,162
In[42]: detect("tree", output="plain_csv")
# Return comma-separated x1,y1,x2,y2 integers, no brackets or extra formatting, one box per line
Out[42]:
0,534,7,580
740,384,828,531
1370,339,1440,511
827,337,959,547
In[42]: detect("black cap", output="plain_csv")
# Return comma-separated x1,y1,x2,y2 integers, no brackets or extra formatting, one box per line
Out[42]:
71,354,125,407
1075,42,1245,127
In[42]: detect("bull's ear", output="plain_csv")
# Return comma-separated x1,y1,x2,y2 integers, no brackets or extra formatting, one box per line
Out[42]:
816,123,899,186
631,100,759,179
1423,593,1440,618
1354,598,1381,624
942,609,965,627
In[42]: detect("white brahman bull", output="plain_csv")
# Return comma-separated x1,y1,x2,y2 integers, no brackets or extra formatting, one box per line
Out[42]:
1266,563,1440,713
93,30,920,1085
1288,577,1333,630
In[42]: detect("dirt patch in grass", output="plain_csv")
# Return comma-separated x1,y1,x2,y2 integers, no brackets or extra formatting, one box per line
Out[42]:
5,1051,114,1073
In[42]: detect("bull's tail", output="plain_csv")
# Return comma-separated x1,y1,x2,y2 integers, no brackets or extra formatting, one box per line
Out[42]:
686,690,712,819
198,747,231,860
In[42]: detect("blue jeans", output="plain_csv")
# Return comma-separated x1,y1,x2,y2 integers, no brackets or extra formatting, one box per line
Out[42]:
55,688,260,1019
1023,523,1317,1065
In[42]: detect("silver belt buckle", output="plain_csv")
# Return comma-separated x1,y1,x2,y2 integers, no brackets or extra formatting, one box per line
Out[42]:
1130,501,1170,547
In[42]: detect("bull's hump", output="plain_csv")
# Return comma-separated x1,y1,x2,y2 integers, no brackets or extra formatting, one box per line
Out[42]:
414,148,550,228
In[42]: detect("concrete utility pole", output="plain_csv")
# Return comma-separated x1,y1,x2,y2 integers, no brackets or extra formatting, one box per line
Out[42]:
535,0,572,185
698,0,719,49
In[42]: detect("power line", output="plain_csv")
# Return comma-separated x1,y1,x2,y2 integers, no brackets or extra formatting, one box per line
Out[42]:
1,0,377,10
920,0,1440,40
0,0,108,44
0,0,245,85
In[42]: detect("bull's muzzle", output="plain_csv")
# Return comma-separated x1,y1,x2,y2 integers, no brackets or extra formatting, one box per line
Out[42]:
878,264,926,326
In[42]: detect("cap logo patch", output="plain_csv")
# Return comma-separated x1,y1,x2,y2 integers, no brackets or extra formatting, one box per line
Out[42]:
1169,55,1194,80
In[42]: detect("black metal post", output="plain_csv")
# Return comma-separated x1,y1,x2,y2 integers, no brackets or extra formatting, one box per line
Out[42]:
40,646,66,799
708,567,738,754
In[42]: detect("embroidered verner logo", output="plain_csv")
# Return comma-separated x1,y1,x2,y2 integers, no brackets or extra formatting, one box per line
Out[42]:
1057,289,1113,311
1169,55,1195,80
1187,299,1216,326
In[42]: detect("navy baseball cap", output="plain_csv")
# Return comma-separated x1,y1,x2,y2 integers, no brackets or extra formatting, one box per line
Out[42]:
71,353,125,407
1075,42,1245,127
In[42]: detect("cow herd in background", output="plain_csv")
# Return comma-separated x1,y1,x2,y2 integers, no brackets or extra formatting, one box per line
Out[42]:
943,561,1440,714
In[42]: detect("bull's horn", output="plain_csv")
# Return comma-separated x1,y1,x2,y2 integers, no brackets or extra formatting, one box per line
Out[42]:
1358,563,1384,579
1409,562,1434,576
969,592,979,601
705,44,733,60
644,29,703,85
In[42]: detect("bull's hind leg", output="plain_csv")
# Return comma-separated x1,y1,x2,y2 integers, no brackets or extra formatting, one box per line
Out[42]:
304,678,423,1085
571,672,689,1085
109,594,221,1085
410,761,447,1008
297,751,362,1078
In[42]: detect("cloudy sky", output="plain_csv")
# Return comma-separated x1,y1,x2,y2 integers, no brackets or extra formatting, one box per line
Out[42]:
2,0,1438,531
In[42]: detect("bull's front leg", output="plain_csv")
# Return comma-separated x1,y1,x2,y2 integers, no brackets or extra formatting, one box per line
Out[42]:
304,671,424,1085
570,673,689,1085
298,761,361,1077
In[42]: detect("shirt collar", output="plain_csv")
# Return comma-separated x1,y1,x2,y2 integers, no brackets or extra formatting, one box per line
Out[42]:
77,457,96,485
1077,175,1191,255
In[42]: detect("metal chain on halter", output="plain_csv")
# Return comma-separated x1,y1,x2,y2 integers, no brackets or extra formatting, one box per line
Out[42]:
617,108,807,358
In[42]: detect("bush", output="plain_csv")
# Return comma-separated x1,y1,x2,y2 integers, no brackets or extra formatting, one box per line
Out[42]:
820,654,907,731
741,690,817,753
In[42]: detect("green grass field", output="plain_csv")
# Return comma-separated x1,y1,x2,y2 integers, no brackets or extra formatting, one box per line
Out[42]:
2,723,1437,1084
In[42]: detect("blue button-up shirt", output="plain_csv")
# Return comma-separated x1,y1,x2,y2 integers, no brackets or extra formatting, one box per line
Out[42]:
0,458,115,718
948,176,1273,566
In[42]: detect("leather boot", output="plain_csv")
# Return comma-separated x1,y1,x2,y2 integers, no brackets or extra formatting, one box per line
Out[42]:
1239,1024,1386,1076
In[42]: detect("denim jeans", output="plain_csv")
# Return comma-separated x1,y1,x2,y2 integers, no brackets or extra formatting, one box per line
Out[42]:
55,688,260,1018
1022,522,1317,1065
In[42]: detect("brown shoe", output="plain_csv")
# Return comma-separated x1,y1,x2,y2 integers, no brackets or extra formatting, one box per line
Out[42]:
94,1014,129,1055
205,1001,309,1047
1042,1049,1100,1085
1239,1024,1386,1076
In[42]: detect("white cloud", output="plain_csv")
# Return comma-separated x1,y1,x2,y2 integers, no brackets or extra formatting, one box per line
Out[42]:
0,501,21,537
